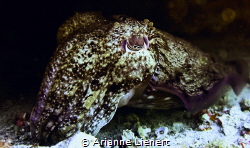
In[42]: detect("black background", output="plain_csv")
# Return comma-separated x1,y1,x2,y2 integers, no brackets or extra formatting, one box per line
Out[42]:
0,1,173,99
1,1,249,100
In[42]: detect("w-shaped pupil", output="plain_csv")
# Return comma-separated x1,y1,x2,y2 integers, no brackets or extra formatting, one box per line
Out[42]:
127,36,145,51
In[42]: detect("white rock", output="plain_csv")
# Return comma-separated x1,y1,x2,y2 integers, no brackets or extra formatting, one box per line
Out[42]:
12,132,100,148
218,114,238,136
52,132,100,148
200,114,210,123
222,124,238,136
138,126,151,139
172,122,184,133
122,129,136,141
243,122,250,129
155,127,168,140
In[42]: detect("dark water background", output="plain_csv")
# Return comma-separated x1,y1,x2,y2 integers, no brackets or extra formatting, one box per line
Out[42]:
1,0,250,101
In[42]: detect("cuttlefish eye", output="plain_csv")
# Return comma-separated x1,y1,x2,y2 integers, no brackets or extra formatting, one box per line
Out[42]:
121,35,149,52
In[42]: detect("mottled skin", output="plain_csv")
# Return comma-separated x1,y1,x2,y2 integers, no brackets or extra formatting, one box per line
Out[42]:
30,12,247,145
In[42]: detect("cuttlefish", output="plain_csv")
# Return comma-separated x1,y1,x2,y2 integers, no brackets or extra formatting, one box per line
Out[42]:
29,11,248,145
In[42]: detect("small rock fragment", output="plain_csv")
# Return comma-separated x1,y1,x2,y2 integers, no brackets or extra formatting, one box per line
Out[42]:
240,98,250,110
137,125,151,140
155,127,168,140
172,122,184,133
